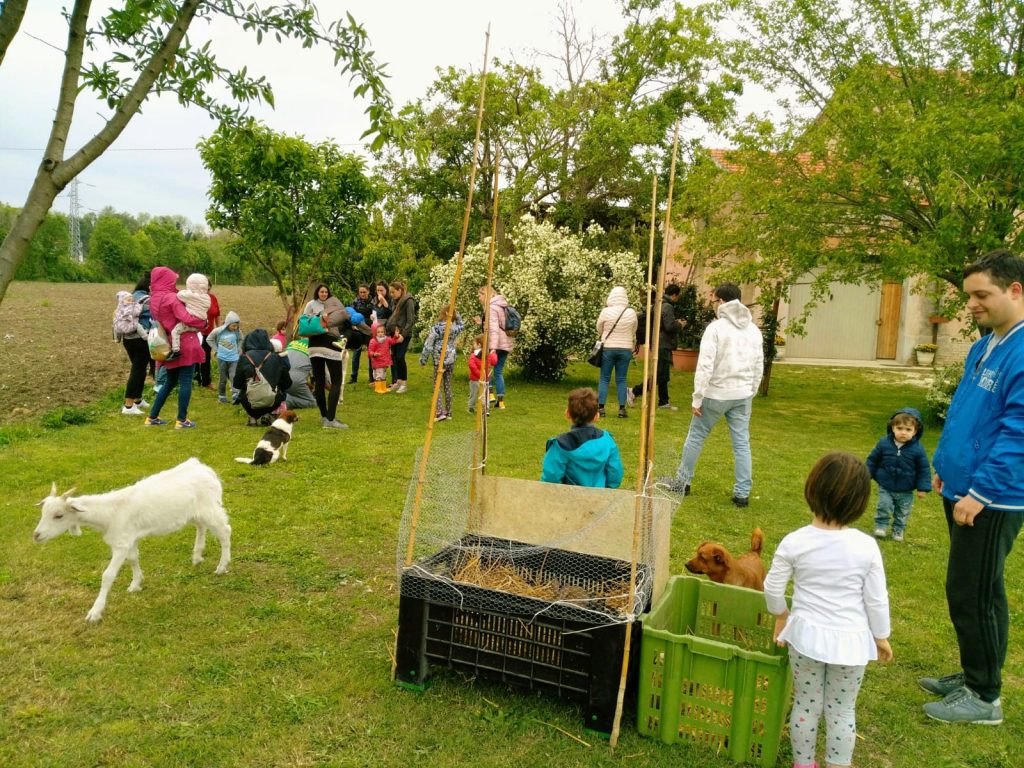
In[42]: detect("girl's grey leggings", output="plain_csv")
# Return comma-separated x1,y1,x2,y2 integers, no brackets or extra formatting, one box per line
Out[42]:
788,648,866,767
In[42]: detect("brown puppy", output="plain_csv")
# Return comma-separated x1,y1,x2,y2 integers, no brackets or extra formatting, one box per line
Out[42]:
684,528,766,591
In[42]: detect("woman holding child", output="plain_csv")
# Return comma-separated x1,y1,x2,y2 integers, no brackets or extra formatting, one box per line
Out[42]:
303,282,349,429
145,266,206,429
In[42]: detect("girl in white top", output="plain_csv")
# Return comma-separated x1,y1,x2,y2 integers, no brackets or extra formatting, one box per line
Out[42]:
764,451,893,768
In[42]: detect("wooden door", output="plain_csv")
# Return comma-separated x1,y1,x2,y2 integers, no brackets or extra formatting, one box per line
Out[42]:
875,281,902,359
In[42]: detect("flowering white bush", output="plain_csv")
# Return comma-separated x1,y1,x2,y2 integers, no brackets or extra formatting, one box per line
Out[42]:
419,215,646,380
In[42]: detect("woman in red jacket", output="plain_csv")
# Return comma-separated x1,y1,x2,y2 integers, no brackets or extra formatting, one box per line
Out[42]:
145,266,206,428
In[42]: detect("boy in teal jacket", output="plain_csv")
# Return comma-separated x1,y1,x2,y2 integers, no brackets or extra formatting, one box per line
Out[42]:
541,387,624,488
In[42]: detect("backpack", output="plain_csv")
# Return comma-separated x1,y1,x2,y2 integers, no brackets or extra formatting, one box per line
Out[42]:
502,305,523,336
244,353,277,409
112,293,141,341
147,322,171,361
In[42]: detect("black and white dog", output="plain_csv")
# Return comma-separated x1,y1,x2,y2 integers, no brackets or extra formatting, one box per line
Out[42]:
235,411,298,465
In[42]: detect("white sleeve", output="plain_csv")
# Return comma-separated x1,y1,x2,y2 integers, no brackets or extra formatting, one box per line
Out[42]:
863,546,891,639
763,538,793,616
692,325,718,408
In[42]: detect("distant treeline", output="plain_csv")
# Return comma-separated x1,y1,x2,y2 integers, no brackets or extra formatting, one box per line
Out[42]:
0,203,270,286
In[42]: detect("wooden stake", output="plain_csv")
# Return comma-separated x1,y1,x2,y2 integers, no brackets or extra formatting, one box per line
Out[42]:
403,26,490,571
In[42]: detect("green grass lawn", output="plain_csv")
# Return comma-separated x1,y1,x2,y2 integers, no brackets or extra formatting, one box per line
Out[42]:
0,361,1019,767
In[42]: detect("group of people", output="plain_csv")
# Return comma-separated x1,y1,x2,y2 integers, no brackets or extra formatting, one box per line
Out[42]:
539,250,1024,766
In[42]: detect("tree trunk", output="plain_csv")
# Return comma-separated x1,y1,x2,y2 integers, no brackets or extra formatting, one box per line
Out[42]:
0,0,29,68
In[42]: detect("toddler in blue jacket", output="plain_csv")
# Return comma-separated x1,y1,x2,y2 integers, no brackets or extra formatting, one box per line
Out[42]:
541,387,623,489
866,407,931,542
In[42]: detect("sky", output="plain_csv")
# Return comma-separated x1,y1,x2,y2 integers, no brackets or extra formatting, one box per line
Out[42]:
0,0,649,226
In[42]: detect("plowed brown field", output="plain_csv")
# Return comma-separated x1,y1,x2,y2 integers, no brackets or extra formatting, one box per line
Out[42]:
0,282,282,424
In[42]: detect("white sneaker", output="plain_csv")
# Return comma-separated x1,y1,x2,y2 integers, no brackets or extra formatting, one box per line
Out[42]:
874,527,888,539
395,383,407,394
893,531,905,542
136,398,150,409
121,404,144,415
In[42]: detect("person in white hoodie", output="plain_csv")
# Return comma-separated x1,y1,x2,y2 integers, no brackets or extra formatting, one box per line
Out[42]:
594,286,638,418
661,283,764,506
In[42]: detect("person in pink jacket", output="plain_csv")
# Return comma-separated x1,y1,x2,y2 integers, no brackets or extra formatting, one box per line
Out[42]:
477,285,515,410
145,266,207,428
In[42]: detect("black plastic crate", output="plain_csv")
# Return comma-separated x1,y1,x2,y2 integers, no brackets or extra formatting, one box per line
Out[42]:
395,536,649,734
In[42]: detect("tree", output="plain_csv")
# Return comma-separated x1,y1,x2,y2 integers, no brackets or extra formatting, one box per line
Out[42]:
0,0,399,305
419,215,645,381
680,0,1024,320
200,120,376,312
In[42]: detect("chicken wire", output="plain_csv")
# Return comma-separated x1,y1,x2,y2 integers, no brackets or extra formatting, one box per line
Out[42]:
396,430,667,624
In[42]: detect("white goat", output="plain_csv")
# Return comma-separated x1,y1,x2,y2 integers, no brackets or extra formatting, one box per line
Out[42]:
33,458,232,623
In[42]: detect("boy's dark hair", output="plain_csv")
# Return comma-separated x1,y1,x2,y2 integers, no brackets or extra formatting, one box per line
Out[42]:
804,451,871,526
964,248,1024,290
714,283,741,303
890,412,920,432
665,284,682,298
567,387,600,426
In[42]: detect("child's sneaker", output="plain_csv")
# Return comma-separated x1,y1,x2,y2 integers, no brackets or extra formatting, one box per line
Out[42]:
144,417,167,426
496,399,506,410
874,527,888,539
164,350,181,362
598,406,606,418
893,531,905,542
174,419,196,429
218,396,228,404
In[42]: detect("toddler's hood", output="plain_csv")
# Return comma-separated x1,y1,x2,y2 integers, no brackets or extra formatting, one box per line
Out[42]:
224,310,241,327
185,273,209,293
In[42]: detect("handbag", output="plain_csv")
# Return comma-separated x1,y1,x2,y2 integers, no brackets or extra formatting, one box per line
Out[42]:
587,307,628,368
297,314,325,337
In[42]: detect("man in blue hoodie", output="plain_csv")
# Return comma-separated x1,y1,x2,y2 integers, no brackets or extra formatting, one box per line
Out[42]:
922,249,1024,726
541,387,623,489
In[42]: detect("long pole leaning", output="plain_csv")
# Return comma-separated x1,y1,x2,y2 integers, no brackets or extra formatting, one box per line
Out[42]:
403,28,490,570
609,174,659,748
644,124,681,465
469,148,501,528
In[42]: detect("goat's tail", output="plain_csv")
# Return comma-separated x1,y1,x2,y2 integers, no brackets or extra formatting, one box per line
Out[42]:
234,457,254,464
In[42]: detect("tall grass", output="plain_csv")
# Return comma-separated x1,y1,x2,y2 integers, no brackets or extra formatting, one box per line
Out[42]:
0,362,1018,767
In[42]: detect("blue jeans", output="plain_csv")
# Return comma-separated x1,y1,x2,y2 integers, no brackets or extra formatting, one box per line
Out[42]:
598,347,632,407
149,364,195,422
874,487,914,534
492,349,510,398
673,396,753,498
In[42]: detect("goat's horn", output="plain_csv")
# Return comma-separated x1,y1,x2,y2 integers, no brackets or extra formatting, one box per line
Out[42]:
50,482,58,497
61,487,76,499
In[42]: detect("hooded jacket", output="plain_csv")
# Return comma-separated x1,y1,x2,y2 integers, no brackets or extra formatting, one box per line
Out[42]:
933,321,1024,512
692,299,764,409
149,266,206,369
484,294,514,353
541,424,624,489
419,313,465,367
866,408,932,493
207,311,243,363
233,329,291,395
596,287,639,350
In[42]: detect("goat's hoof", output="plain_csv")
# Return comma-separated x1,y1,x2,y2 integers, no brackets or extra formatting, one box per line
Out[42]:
128,583,143,593
192,556,204,565
85,610,103,623
215,565,228,575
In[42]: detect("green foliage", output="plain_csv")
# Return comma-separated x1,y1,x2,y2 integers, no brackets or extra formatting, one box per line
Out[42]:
925,360,965,423
200,120,377,310
671,285,716,349
39,406,96,430
419,215,645,381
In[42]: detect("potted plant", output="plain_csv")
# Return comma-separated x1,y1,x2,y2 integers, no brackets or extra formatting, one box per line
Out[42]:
774,334,786,360
915,342,937,367
671,285,717,371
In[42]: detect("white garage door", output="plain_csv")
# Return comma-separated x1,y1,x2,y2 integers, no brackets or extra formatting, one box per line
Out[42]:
786,280,880,360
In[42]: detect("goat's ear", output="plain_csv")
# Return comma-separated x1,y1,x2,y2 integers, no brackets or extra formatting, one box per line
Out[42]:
60,487,76,500
68,500,86,515
50,481,58,497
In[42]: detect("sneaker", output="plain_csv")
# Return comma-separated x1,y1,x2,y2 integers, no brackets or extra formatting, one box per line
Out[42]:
164,350,181,362
395,383,408,394
144,417,167,426
135,398,150,409
323,419,349,429
732,496,749,508
598,406,606,418
657,403,678,411
626,389,636,407
174,419,196,430
874,527,888,539
656,476,690,495
218,396,228,404
497,399,506,410
320,417,330,427
923,687,1003,725
388,382,401,392
893,531,905,542
618,406,628,419
247,417,259,427
435,413,449,422
920,673,966,697
121,404,144,415
468,408,476,415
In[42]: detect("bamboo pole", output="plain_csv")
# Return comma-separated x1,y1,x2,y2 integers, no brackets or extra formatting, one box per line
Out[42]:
469,148,502,527
403,28,490,571
608,174,659,748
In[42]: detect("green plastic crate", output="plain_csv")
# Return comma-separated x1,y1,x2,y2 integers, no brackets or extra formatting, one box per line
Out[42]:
637,576,792,767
